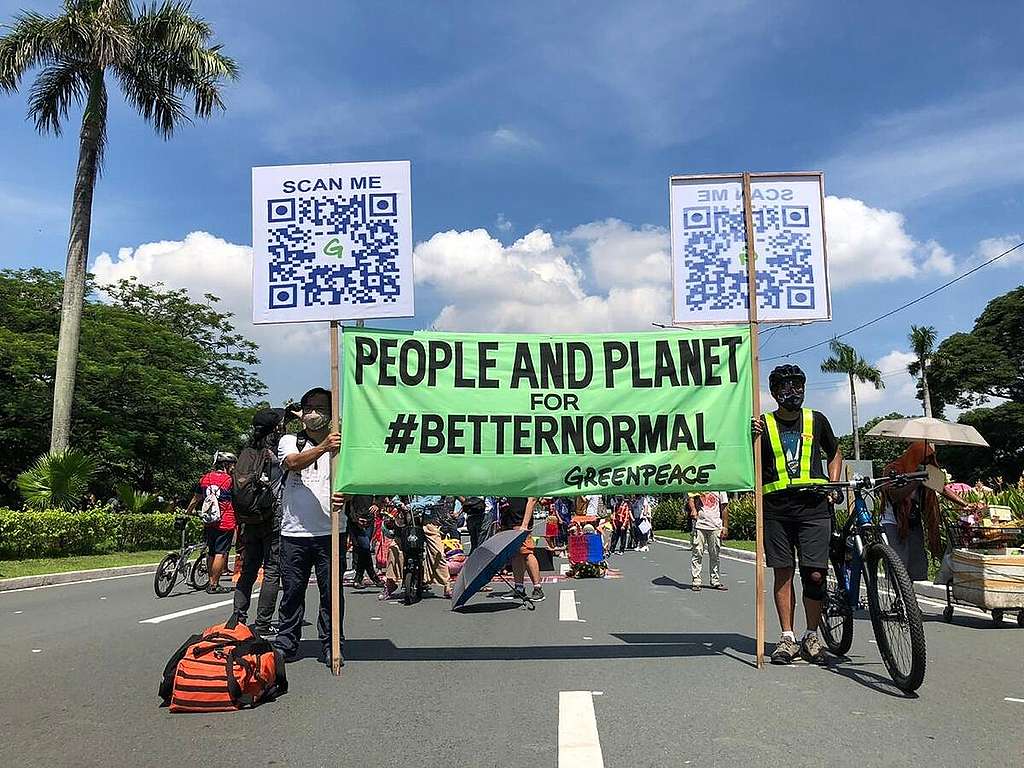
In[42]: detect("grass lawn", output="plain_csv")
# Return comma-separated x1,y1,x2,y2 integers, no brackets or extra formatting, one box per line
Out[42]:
655,530,756,552
0,549,167,580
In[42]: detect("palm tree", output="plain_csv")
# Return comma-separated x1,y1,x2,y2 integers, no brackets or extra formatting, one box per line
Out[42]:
820,339,885,461
0,1,238,451
907,325,937,418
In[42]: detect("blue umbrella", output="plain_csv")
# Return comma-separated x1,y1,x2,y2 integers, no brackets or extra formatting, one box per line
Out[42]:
450,529,529,610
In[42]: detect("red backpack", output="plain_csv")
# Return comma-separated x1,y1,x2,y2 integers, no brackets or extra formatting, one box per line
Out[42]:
159,616,287,712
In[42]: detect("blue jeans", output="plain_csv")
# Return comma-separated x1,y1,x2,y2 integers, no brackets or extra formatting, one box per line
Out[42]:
275,535,346,660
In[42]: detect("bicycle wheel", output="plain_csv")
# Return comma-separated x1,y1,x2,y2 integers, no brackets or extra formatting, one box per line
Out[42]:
154,553,180,598
865,542,927,693
819,565,853,656
189,553,210,591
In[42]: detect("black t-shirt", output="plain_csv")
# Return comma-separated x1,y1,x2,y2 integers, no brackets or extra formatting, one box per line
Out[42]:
501,497,530,530
760,410,839,520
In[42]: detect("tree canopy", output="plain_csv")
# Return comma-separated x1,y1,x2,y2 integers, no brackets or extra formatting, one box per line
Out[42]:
928,286,1024,483
0,269,264,506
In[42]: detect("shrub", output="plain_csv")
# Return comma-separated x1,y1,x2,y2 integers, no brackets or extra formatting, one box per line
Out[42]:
652,497,687,531
0,508,197,560
725,493,755,539
16,449,96,512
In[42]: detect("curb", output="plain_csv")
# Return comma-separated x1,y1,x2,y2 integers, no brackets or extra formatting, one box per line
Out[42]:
653,535,950,603
0,562,159,592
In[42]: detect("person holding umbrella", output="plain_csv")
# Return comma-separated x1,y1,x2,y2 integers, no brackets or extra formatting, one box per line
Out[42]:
501,497,545,602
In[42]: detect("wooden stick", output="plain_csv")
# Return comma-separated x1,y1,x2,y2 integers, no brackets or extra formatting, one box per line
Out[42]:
329,320,342,676
741,172,766,670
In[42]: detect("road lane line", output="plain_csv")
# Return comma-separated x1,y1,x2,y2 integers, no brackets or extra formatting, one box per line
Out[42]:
559,589,579,622
139,593,255,624
559,691,604,768
1005,697,1024,703
0,571,150,594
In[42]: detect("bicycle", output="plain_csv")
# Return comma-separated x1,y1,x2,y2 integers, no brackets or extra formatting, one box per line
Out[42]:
817,471,930,693
153,515,210,597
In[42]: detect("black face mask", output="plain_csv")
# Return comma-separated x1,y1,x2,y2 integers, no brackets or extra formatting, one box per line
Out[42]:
779,392,804,411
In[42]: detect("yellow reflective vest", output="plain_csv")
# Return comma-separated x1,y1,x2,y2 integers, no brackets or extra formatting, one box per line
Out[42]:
762,409,828,494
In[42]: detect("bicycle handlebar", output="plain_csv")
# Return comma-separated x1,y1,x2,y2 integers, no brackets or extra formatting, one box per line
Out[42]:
816,470,930,493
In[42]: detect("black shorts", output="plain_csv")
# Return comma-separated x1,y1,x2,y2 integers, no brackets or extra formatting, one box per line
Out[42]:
205,527,234,555
764,516,830,569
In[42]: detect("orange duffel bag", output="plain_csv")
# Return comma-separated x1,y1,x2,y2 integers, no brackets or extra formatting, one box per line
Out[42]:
159,615,287,712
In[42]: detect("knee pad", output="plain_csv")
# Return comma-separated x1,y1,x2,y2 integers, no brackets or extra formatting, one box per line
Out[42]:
800,566,827,600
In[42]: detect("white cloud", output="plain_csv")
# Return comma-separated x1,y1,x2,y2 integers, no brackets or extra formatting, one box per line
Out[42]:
413,225,671,333
824,196,955,288
91,231,323,359
974,233,1024,267
488,127,540,152
566,219,670,291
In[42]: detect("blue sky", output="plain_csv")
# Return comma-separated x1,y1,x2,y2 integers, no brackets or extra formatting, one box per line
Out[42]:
1,0,1022,432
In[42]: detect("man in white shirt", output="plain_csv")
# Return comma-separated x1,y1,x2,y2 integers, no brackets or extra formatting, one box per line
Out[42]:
688,492,729,591
275,387,344,668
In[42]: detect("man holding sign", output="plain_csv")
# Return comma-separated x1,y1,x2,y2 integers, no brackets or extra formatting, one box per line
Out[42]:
753,365,842,665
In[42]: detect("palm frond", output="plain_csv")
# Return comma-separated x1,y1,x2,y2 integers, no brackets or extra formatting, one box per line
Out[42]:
17,448,96,512
820,339,884,389
115,482,164,514
27,59,89,135
908,325,937,358
0,11,63,92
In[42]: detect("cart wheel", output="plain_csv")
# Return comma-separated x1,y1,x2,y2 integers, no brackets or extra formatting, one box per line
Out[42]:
942,606,954,623
992,609,1004,625
1017,611,1024,628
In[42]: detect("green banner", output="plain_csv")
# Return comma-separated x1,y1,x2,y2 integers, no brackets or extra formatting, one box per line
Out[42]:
337,327,754,496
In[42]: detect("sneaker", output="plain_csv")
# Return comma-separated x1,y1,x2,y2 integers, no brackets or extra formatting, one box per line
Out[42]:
771,636,801,665
691,582,702,592
530,587,546,602
800,633,826,664
502,587,528,601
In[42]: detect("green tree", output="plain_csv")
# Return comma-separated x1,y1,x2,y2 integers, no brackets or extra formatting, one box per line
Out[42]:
0,0,238,452
0,269,264,506
907,324,937,418
821,339,885,461
838,412,910,476
928,286,1024,483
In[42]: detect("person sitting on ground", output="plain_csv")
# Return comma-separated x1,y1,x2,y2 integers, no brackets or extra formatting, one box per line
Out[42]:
688,491,729,591
501,497,545,602
185,451,237,594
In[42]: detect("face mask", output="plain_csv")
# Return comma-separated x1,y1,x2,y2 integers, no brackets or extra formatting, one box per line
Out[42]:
779,392,804,411
302,410,330,431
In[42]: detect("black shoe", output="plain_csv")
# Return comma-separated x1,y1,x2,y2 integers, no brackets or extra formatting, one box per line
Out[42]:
771,636,801,665
501,587,528,601
530,587,546,602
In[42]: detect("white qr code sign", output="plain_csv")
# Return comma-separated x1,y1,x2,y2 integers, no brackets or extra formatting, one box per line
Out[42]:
670,172,830,324
251,160,414,324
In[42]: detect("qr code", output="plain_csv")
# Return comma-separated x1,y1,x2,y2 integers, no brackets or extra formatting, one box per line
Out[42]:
264,193,401,310
681,204,815,311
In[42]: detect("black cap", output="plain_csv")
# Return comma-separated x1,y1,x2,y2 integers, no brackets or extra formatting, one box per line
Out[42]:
252,408,285,432
300,387,331,408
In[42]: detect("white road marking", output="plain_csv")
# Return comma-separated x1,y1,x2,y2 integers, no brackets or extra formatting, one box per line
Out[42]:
99,596,107,600
560,590,579,622
0,571,150,594
591,691,603,696
139,593,253,625
559,691,605,768
13,610,23,614
31,649,42,653
370,617,382,621
583,636,593,640
1005,697,1024,704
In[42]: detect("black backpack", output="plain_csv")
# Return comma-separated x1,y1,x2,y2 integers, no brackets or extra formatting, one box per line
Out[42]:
462,496,485,515
232,446,277,525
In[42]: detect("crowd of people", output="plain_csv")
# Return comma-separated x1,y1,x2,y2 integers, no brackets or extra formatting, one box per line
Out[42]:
181,362,987,672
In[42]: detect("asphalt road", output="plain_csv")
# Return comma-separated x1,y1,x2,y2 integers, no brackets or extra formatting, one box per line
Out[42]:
2,531,1023,768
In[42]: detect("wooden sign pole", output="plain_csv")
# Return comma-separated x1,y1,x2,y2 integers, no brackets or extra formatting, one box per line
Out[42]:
329,320,342,676
741,172,767,669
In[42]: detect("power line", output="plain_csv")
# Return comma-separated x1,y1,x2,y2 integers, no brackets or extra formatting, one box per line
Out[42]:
764,239,1024,362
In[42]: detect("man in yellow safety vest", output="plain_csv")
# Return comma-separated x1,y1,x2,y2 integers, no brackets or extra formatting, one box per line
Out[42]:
752,364,843,665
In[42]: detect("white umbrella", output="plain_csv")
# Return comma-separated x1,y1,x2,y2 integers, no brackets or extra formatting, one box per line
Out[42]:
866,417,989,448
